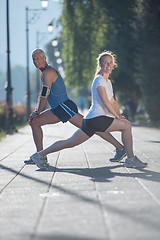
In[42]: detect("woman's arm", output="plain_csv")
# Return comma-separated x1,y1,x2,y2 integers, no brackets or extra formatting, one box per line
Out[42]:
97,86,120,119
111,96,129,121
111,97,121,115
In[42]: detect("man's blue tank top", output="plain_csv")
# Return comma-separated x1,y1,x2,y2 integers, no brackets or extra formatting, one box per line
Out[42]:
41,65,68,109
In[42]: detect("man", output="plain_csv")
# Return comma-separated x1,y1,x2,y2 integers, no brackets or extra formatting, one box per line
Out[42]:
24,49,126,164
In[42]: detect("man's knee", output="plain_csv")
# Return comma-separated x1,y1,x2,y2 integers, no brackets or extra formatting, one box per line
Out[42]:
30,117,41,128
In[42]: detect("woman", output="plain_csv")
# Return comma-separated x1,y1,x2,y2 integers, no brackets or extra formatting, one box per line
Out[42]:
31,50,147,169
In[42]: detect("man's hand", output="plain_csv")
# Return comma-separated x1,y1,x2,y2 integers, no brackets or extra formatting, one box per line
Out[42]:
28,111,39,125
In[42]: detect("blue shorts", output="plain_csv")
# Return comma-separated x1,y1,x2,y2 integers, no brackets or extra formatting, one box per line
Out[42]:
51,99,78,123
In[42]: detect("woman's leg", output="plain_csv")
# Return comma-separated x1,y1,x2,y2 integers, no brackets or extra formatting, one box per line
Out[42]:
106,119,134,158
39,129,90,157
69,113,123,149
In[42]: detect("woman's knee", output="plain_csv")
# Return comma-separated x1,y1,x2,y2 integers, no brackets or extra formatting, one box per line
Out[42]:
124,120,132,131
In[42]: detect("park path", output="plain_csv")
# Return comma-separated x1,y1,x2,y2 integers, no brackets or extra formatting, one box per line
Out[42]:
0,121,160,240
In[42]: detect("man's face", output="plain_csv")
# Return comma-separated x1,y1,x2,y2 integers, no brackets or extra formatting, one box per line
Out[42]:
32,52,46,69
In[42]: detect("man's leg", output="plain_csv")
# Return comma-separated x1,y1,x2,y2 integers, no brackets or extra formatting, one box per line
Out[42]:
30,109,60,151
25,109,60,164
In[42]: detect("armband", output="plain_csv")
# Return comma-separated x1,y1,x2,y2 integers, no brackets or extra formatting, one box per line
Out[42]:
41,85,50,98
35,111,39,115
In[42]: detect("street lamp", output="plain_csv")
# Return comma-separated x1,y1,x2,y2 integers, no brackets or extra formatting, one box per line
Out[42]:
48,21,54,32
25,1,48,120
56,58,62,64
5,0,14,131
54,50,60,57
41,0,48,8
52,38,58,47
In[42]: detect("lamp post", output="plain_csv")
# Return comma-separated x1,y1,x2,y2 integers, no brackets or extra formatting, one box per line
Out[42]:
25,1,48,120
5,0,14,131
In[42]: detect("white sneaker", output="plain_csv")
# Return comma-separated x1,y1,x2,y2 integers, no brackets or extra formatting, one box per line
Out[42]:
124,155,148,168
24,156,47,164
30,153,49,170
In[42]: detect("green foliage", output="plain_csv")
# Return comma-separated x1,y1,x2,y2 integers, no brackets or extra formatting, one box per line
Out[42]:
100,0,141,116
133,0,160,123
61,0,109,87
48,0,160,125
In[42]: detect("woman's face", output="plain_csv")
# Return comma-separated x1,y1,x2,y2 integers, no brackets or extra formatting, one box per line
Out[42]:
100,55,114,75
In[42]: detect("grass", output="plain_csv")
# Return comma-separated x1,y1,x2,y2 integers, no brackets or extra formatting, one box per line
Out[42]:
0,129,7,140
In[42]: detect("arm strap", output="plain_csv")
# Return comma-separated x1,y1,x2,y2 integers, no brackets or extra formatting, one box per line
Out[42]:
41,85,50,98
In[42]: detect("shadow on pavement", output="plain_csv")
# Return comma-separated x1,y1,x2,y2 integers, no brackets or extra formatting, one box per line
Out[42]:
30,234,101,240
1,163,160,232
144,140,160,144
44,165,160,184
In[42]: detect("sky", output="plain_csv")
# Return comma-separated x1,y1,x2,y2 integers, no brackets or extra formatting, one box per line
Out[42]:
0,0,63,72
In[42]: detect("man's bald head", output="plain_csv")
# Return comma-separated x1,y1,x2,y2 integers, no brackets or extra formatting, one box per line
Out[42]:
32,49,45,57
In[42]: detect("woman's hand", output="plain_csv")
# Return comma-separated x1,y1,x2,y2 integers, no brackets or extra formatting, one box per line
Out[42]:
119,115,130,123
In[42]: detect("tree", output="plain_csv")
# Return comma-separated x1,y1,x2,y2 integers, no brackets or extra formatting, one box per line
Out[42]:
60,0,141,117
133,0,160,123
53,0,160,124
61,0,109,87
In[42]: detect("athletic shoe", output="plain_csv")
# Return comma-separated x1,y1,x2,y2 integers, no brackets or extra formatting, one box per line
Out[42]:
110,147,127,162
24,156,47,164
24,159,35,164
30,153,49,170
124,155,148,168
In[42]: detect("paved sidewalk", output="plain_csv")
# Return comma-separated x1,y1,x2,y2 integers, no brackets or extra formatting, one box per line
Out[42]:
0,122,160,240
